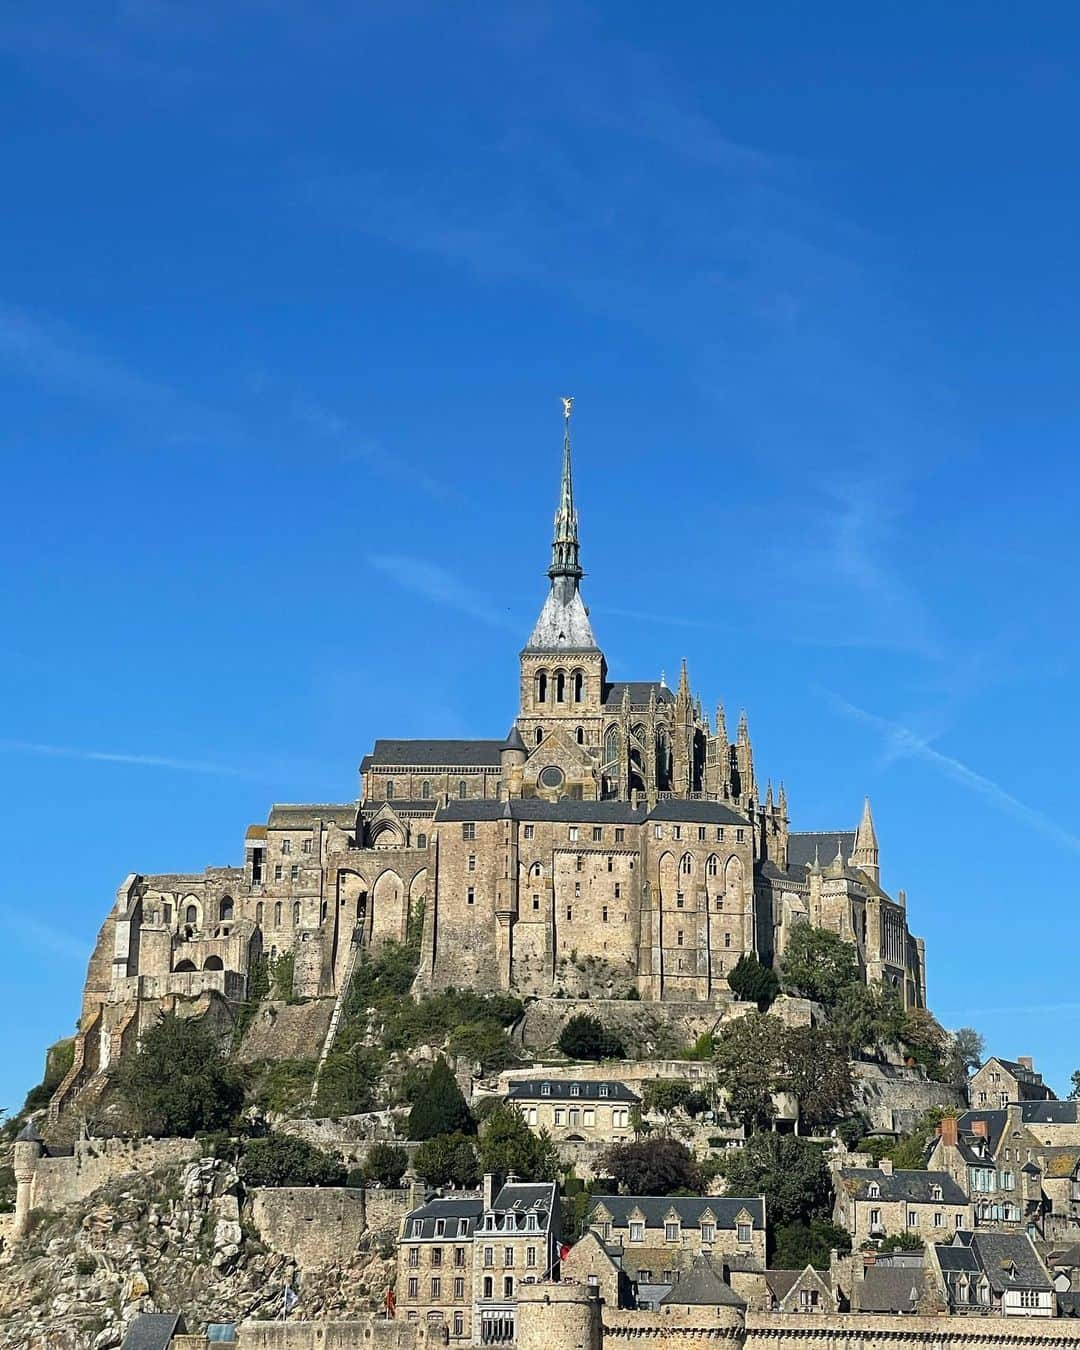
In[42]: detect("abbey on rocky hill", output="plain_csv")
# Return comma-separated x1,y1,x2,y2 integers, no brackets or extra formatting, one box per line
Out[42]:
59,403,926,1120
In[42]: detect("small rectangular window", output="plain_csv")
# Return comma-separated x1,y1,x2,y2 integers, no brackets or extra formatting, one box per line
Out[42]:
524,824,534,839
698,826,706,841
737,1222,751,1244
274,864,283,881
467,854,476,872
301,838,311,853
408,1277,419,1298
574,881,581,896
614,883,621,899
630,1221,644,1242
568,826,579,842
282,839,292,855
431,1277,441,1298
462,823,475,841
677,930,684,946
454,1277,465,1299
716,827,724,841
673,825,681,839
290,864,298,880
736,828,745,843
615,828,625,843
654,825,663,839
467,887,475,905
602,906,608,922
532,895,540,910
665,1222,679,1241
566,907,572,921
575,854,583,872
592,827,602,842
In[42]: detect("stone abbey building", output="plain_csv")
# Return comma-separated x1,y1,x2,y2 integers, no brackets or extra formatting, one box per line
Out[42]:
56,406,926,1119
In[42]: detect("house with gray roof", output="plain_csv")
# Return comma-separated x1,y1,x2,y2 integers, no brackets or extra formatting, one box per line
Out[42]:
834,1158,973,1244
970,1056,1055,1108
928,1230,1055,1316
505,1078,638,1145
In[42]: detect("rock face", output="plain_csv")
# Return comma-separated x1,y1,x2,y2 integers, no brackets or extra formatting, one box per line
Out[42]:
0,1158,394,1350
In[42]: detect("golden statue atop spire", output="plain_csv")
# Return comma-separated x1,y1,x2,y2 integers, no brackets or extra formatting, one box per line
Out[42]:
561,395,574,420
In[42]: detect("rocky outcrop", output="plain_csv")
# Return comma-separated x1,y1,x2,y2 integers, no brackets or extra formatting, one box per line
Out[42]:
0,1157,394,1350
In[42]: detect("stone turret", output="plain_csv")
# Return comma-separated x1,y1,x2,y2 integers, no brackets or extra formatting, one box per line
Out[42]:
12,1121,43,1240
851,796,880,883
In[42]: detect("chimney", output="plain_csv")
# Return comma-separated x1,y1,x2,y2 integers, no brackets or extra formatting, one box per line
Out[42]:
1017,1056,1034,1072
483,1171,498,1210
879,1158,894,1176
971,1119,988,1139
938,1117,958,1147
407,1172,427,1210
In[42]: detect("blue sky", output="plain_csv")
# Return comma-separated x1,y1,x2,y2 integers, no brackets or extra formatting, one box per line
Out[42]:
2,3,1079,1111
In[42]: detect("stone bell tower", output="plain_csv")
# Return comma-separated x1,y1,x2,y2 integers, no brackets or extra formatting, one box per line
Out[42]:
517,399,607,756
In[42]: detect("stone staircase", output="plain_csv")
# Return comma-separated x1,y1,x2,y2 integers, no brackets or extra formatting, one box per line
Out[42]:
308,926,364,1106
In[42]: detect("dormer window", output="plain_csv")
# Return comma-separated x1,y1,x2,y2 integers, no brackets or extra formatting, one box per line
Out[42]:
435,1219,445,1236
570,1084,580,1097
411,1220,422,1237
541,1083,551,1096
931,1185,943,1201
599,1085,609,1098
867,1183,880,1199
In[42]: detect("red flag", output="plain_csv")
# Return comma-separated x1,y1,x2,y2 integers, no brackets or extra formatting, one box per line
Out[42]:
559,1243,571,1262
385,1287,397,1317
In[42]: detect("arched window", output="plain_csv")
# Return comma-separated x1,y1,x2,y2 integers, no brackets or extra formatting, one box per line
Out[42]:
555,671,566,703
255,901,264,924
174,959,196,973
706,855,719,877
292,901,301,925
274,901,282,926
220,897,234,922
576,726,584,744
417,832,427,848
184,904,197,926
530,862,543,877
536,671,548,703
458,779,467,798
421,780,431,799
868,1182,880,1199
681,852,693,875
203,955,224,971
535,727,544,745
573,670,584,702
386,780,394,800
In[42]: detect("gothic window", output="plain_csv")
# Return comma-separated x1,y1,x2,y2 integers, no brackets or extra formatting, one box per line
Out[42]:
601,724,621,797
656,727,672,789
555,671,566,702
256,902,263,924
386,780,394,800
536,671,548,703
576,726,584,744
530,862,542,877
185,904,198,926
535,727,544,745
274,901,282,926
417,833,427,848
220,897,234,921
421,780,431,799
706,855,718,877
629,723,647,794
680,852,693,875
458,779,467,798
292,901,300,925
572,670,584,702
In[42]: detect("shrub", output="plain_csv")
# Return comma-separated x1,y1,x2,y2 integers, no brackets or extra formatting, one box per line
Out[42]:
557,1014,625,1061
477,1104,559,1182
113,1014,243,1137
240,1133,346,1188
407,1059,474,1141
412,1132,480,1188
364,1142,409,1188
600,1138,699,1195
727,953,781,1011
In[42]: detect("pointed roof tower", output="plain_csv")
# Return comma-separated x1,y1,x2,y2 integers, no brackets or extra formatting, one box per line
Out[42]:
524,398,599,652
851,796,880,883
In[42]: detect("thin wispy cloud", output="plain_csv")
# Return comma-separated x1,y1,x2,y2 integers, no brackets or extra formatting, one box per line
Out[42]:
936,1001,1080,1019
368,555,518,632
292,398,461,504
0,903,90,964
830,695,1080,855
0,304,173,408
0,739,242,777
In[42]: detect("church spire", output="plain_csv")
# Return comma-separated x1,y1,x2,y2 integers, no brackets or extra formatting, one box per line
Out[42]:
549,396,582,581
852,796,880,883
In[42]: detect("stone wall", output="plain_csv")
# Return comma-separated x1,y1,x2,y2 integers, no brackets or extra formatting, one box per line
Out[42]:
853,1061,965,1134
25,1136,200,1214
236,1320,427,1350
517,1001,736,1057
743,1311,1080,1349
249,1186,411,1266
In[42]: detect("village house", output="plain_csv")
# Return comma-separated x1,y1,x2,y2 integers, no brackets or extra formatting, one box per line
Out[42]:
970,1057,1055,1109
927,1231,1055,1316
833,1158,972,1243
505,1079,638,1143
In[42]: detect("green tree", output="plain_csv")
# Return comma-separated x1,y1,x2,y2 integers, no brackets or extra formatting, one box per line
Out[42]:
781,1027,855,1131
412,1132,480,1188
600,1137,700,1195
948,1028,985,1081
727,953,781,1012
364,1142,409,1187
899,1009,949,1081
557,1014,625,1061
113,1014,244,1137
315,1043,386,1116
773,1219,852,1270
780,926,861,1007
449,1021,519,1074
879,1232,924,1252
477,1104,559,1182
828,983,905,1060
1070,1070,1080,1101
713,1133,831,1228
407,1059,474,1141
642,1079,692,1119
713,1013,786,1132
240,1133,346,1187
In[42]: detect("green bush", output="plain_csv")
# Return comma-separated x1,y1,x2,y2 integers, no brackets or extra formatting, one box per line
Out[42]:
240,1133,346,1188
727,953,781,1011
600,1138,699,1195
408,1059,474,1141
412,1132,480,1188
364,1142,409,1187
477,1104,559,1182
557,1014,625,1061
113,1014,244,1137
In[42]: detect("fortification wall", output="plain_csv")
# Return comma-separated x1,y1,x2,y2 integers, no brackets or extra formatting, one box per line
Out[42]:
853,1062,964,1134
237,1320,426,1349
27,1136,200,1213
249,1186,411,1266
743,1311,1080,1349
235,999,335,1064
518,999,729,1055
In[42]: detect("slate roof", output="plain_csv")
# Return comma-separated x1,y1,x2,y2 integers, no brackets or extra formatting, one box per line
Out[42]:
588,1195,764,1230
525,585,598,652
787,831,856,869
602,681,675,707
649,798,749,825
494,1180,557,1214
857,1267,925,1313
988,1058,1045,1080
507,1079,640,1103
360,739,505,770
402,1195,484,1239
1040,1147,1080,1179
1019,1100,1079,1126
956,1110,1009,1154
661,1256,745,1308
361,799,437,815
936,1244,981,1274
838,1168,967,1205
267,803,357,829
765,1268,832,1301
121,1315,186,1350
971,1232,1052,1293
433,797,748,826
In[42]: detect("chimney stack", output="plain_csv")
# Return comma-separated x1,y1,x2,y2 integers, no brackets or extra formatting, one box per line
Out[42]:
1018,1056,1034,1071
938,1117,958,1147
483,1171,498,1210
971,1119,988,1139
879,1158,894,1176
